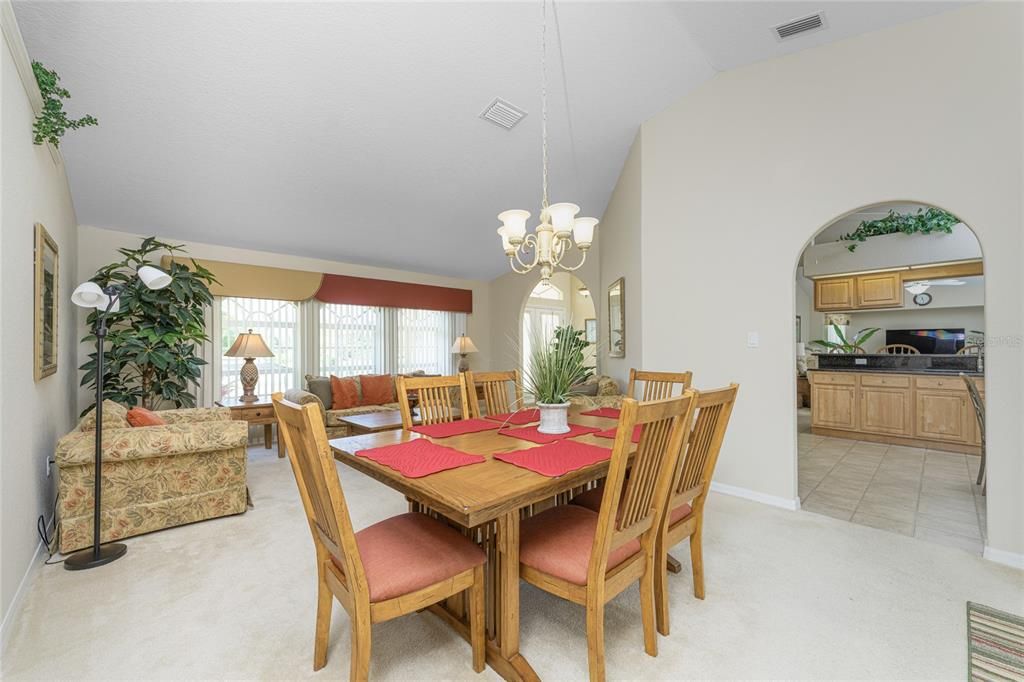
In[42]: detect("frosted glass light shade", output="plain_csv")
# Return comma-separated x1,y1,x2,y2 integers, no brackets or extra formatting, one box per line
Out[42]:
497,227,514,255
71,282,106,308
498,210,530,241
573,217,598,247
138,265,172,290
547,202,579,236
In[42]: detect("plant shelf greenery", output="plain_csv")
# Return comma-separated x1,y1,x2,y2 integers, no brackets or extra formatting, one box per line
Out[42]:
79,238,217,411
32,61,98,147
840,207,960,252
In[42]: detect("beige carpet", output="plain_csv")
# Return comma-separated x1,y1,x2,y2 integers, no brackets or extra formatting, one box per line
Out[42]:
3,448,1022,680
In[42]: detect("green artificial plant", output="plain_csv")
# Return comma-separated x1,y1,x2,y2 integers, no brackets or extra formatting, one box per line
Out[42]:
840,207,960,252
522,325,592,405
810,324,881,354
31,61,98,147
551,325,595,384
79,237,217,412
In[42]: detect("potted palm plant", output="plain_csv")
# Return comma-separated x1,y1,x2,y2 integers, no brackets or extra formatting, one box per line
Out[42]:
523,326,592,434
810,324,881,354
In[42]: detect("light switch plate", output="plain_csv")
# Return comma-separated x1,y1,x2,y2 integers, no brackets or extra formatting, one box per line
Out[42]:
747,332,760,348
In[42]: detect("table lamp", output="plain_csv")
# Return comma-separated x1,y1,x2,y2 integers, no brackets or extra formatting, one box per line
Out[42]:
451,335,479,372
224,329,274,402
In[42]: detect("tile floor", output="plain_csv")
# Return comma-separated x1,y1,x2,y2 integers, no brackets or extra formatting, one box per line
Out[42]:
797,408,986,554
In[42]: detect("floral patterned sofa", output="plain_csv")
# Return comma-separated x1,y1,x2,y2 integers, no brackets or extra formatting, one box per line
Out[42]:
54,400,249,554
568,375,625,409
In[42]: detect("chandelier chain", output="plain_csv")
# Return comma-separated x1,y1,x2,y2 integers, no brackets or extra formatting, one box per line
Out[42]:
541,0,549,210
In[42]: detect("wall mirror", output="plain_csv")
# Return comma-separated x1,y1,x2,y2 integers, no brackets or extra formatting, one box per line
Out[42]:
608,277,625,358
34,223,59,380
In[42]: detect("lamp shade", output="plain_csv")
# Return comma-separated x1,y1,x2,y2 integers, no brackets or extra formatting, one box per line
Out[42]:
546,202,580,237
450,335,479,354
497,210,530,242
138,265,172,290
572,217,598,247
71,282,106,308
224,329,274,358
497,227,514,255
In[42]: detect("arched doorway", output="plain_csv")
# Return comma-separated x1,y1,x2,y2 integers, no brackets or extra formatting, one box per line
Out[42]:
520,273,597,376
794,201,986,553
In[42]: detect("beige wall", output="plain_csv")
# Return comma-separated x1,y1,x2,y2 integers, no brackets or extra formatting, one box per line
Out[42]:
598,132,642,386
1,5,80,633
639,4,1023,559
76,225,491,409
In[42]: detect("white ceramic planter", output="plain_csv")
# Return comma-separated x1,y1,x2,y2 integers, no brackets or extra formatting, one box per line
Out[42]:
537,402,571,434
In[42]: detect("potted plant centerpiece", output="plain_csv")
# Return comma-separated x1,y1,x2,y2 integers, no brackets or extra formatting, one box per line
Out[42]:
523,326,594,434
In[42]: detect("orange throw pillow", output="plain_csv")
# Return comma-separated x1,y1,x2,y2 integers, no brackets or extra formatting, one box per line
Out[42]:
126,407,167,427
360,374,395,406
330,375,360,410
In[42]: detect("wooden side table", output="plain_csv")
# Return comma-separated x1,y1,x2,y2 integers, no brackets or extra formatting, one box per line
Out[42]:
216,396,283,458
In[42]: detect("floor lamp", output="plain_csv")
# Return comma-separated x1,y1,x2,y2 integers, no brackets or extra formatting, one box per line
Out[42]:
67,264,171,570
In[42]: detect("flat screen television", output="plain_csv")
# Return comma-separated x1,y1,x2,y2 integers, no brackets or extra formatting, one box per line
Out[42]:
885,328,965,355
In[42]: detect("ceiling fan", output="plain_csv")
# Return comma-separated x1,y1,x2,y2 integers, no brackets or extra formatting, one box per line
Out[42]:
904,278,966,295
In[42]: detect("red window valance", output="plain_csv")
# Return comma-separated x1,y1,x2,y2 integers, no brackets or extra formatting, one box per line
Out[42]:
315,274,473,314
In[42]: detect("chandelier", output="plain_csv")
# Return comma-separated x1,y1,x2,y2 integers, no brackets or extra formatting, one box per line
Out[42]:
496,0,597,285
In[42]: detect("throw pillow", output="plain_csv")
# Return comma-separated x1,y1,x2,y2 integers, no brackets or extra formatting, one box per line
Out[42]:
571,381,599,397
360,374,395,406
78,400,131,431
304,374,334,408
330,375,361,410
126,407,167,427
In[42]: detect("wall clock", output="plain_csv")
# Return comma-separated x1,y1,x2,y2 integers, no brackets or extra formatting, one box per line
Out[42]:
913,292,933,306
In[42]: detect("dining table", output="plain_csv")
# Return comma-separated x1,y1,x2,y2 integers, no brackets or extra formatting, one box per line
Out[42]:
329,407,622,682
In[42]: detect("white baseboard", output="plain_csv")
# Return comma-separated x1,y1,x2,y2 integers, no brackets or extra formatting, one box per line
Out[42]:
0,540,43,655
710,481,801,511
983,545,1024,570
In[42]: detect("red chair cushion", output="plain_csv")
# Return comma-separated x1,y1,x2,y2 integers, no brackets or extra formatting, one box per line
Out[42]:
572,484,693,525
338,513,485,603
519,505,641,586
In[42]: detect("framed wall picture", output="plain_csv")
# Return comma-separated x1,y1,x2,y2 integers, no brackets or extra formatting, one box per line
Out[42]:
608,277,625,358
585,318,597,344
34,223,59,380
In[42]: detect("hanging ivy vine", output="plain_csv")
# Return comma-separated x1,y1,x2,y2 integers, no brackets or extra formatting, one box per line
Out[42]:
840,207,961,252
31,61,98,147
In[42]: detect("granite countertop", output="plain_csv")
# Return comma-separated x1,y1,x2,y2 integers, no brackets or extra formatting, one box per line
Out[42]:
808,367,983,377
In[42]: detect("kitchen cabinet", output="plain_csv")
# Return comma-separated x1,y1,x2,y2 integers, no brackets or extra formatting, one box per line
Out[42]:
855,272,902,308
814,277,855,311
859,375,912,436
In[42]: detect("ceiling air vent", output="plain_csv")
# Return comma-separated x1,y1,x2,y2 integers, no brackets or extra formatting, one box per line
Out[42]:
773,11,827,41
480,98,526,130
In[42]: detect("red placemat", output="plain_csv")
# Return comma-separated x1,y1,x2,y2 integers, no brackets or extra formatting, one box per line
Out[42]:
411,418,501,438
356,438,484,478
594,424,642,443
580,407,621,419
494,441,612,477
485,409,541,426
498,423,601,444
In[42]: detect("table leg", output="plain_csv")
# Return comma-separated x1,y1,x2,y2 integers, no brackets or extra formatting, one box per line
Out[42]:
263,423,272,450
276,424,284,458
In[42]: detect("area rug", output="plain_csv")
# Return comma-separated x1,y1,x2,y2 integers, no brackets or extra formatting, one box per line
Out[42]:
967,601,1024,680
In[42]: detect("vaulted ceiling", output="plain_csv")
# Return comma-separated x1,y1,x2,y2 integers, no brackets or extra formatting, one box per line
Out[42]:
14,1,961,279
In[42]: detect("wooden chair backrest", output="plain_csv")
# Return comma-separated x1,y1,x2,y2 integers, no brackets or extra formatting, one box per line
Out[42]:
396,374,468,429
879,344,920,355
669,384,739,514
588,393,697,585
465,369,523,418
272,393,368,598
958,345,982,356
627,369,694,401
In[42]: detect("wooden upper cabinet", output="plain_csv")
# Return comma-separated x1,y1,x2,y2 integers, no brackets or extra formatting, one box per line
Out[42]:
855,272,903,308
814,277,855,311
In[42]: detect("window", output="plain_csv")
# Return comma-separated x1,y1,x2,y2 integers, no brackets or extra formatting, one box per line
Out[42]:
396,308,452,375
320,303,382,376
219,297,299,402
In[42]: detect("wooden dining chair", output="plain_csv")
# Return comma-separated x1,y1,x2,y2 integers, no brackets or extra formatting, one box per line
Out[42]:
879,343,920,355
272,393,486,680
960,373,986,493
464,369,523,418
518,393,697,681
396,374,469,430
654,384,738,636
627,369,693,401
